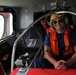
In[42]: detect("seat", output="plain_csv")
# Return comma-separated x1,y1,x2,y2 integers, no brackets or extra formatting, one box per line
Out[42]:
15,25,44,68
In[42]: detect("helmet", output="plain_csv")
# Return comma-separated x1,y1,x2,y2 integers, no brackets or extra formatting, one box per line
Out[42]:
50,13,65,22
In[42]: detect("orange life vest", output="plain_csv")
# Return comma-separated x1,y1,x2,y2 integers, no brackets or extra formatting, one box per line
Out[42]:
46,28,50,34
49,28,73,55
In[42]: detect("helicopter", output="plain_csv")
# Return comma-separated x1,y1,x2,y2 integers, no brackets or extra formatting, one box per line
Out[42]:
0,0,76,75
10,0,76,75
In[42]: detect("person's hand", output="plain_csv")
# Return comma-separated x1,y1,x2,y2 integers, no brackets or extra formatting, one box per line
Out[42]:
54,60,67,69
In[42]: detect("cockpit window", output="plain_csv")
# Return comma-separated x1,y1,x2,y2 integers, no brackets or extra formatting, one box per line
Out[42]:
0,15,4,39
0,12,13,39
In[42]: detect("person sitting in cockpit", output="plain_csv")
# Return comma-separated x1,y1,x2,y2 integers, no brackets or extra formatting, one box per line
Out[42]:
34,13,76,69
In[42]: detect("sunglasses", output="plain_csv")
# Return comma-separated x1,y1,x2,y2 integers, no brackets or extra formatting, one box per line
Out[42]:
52,19,63,25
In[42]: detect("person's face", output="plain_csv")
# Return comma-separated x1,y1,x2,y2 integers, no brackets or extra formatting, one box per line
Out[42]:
52,17,65,32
